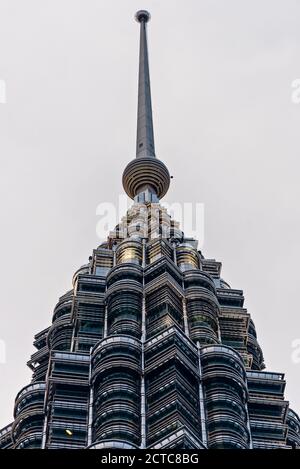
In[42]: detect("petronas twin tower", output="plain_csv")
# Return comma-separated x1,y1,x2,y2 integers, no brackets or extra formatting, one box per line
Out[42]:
1,11,299,450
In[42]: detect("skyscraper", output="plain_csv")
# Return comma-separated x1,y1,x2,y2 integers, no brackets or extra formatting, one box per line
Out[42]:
0,10,299,450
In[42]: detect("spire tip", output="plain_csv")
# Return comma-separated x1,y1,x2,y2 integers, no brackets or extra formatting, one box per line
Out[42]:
135,10,151,23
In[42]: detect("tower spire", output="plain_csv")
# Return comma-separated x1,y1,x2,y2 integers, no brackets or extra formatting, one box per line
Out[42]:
122,11,170,202
135,10,155,158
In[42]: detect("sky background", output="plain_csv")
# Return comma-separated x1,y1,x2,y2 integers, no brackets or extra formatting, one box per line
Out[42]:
0,0,299,428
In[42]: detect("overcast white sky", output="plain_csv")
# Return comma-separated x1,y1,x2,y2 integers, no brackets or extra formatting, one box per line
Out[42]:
0,0,299,428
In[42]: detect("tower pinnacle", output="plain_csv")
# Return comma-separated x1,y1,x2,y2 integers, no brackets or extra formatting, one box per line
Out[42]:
135,9,151,24
135,10,155,158
122,11,170,202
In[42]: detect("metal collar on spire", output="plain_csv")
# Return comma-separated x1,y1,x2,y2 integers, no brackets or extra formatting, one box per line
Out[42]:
135,10,155,158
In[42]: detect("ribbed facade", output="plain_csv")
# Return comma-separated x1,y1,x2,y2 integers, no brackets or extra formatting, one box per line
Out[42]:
1,204,299,449
0,10,299,451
